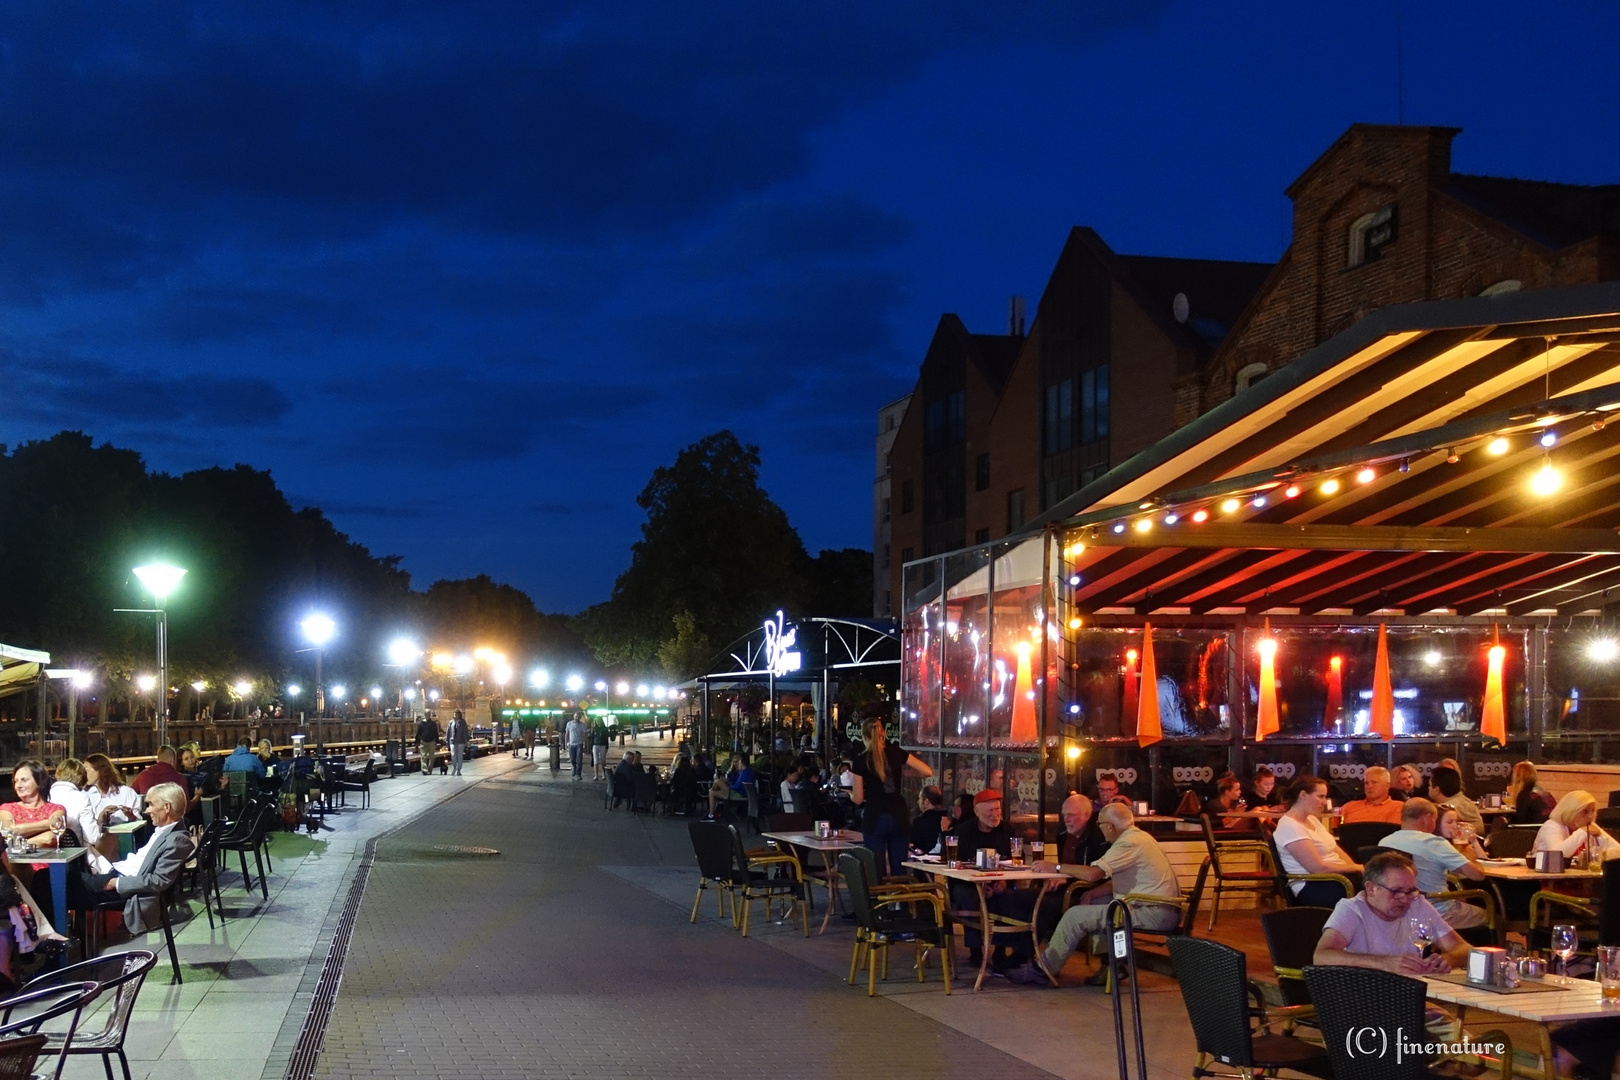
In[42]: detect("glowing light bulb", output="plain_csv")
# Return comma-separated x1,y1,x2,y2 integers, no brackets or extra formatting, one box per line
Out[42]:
1191,509,1209,523
1487,437,1510,456
1423,651,1441,667
1220,498,1240,514
1587,638,1619,663
1257,638,1277,661
1356,468,1376,484
1133,518,1153,533
1112,523,1126,534
1530,462,1562,496
1163,513,1178,525
1284,485,1301,499
1540,431,1557,448
1320,478,1341,495
1252,496,1267,509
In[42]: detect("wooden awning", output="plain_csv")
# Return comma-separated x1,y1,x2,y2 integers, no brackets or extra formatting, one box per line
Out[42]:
1037,282,1620,618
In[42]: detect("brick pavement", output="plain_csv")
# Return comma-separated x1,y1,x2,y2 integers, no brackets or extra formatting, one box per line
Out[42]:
313,772,1069,1080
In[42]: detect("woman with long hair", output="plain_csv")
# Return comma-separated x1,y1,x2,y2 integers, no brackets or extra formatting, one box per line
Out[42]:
1508,761,1555,825
1272,774,1361,907
82,754,141,829
848,718,932,877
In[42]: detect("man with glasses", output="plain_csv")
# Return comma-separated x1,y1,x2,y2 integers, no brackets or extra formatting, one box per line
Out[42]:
1313,851,1468,974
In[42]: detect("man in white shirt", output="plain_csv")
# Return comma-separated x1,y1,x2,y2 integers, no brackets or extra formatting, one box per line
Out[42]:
565,714,588,780
1007,803,1181,987
76,782,196,935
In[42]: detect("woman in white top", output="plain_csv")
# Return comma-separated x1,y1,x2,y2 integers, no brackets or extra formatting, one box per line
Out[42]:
46,759,98,846
1272,775,1361,907
81,754,141,830
1534,790,1619,863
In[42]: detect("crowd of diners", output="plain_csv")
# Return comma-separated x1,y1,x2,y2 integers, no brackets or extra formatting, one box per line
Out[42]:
685,733,1620,1078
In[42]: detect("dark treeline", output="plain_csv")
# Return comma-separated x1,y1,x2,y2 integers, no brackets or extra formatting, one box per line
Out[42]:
0,429,873,715
0,432,586,718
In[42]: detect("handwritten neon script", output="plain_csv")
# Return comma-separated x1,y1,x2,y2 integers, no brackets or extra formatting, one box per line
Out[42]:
763,612,801,678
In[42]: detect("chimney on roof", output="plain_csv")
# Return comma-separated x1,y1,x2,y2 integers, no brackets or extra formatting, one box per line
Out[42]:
1009,295,1026,337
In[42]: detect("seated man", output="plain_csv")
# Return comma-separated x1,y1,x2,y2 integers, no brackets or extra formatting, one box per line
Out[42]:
221,738,266,779
1379,797,1487,929
1313,851,1468,975
74,782,196,937
1007,803,1181,987
1338,766,1404,825
1035,793,1111,938
1429,766,1486,835
908,785,948,854
1201,776,1259,833
947,789,1020,969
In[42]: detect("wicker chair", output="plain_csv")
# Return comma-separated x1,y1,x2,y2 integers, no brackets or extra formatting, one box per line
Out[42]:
0,982,100,1080
838,852,951,996
1254,906,1332,1028
1304,965,1511,1080
1168,936,1328,1079
726,824,808,937
0,1035,47,1080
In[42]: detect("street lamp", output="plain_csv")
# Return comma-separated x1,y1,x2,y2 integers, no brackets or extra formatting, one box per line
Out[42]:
125,561,186,746
233,679,251,719
565,673,584,693
300,614,336,717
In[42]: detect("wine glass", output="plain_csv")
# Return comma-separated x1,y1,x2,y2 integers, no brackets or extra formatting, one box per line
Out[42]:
49,816,66,848
1409,916,1436,959
1553,923,1579,977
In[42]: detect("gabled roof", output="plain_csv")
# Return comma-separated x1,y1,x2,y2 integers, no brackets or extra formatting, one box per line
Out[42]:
1020,282,1620,617
1118,255,1274,344
1445,174,1620,251
967,331,1023,396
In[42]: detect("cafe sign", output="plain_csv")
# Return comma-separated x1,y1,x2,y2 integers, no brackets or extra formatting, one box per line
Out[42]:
763,611,801,678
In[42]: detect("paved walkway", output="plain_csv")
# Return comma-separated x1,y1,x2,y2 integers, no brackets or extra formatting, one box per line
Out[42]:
309,746,1200,1080
60,749,535,1080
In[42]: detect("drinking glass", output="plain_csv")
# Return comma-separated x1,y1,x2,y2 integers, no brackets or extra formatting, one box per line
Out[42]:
1008,837,1023,865
1030,840,1046,866
944,835,960,868
50,816,65,847
1553,923,1579,976
1597,945,1620,1001
1408,916,1436,959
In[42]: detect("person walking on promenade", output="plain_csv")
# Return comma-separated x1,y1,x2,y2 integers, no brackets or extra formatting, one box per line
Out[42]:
415,713,441,777
565,712,588,780
447,711,471,776
590,716,610,780
523,719,537,760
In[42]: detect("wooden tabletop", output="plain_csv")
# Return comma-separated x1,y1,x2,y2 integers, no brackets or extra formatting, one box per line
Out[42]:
760,830,862,851
1425,973,1619,1023
901,860,1066,884
1477,861,1604,882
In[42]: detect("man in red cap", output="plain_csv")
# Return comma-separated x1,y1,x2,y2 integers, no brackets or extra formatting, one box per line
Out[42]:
946,788,1032,973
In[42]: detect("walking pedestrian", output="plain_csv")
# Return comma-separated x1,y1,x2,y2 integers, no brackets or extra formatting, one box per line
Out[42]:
590,716,610,780
523,720,537,760
565,712,587,780
415,712,441,777
447,710,471,776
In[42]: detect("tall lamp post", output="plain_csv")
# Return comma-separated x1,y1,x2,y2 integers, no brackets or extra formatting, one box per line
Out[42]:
121,562,187,749
301,614,336,753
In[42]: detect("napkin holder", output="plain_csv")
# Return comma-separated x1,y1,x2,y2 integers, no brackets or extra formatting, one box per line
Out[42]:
1467,947,1508,986
1531,850,1564,874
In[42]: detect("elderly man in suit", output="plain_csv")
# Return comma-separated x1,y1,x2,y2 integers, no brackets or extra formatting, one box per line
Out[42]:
76,781,195,935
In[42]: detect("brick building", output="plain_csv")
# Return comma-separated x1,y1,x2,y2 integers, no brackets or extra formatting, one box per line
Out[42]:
880,123,1620,614
871,393,909,617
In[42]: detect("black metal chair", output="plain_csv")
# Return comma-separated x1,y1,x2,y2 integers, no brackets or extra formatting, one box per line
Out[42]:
85,880,183,984
338,760,375,809
0,982,101,1080
184,818,228,929
21,950,156,1080
1199,815,1278,931
0,1034,47,1080
838,852,951,996
1528,856,1620,955
1168,936,1329,1080
219,799,277,900
726,825,808,937
631,772,657,813
1486,824,1539,858
1304,964,1513,1080
1335,820,1400,857
1255,906,1333,1025
687,820,743,926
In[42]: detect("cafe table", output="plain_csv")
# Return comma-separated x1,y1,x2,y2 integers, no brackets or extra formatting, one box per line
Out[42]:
902,859,1068,991
1476,860,1604,883
760,830,862,934
28,846,86,932
1424,971,1617,1080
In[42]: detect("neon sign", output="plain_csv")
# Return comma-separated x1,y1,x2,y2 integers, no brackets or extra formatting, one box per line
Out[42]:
763,611,801,678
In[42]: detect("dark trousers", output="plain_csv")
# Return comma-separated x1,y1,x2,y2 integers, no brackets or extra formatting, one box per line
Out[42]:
862,813,908,879
1293,878,1356,908
69,871,118,912
950,882,1037,960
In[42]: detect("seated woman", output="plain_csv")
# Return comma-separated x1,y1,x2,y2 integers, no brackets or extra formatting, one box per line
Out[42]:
0,762,66,850
1535,790,1619,863
48,758,94,845
82,754,142,831
0,849,68,994
1201,775,1258,833
1508,761,1556,826
1273,774,1362,907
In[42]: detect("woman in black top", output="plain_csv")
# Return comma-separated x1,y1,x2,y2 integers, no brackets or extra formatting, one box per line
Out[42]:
848,718,932,877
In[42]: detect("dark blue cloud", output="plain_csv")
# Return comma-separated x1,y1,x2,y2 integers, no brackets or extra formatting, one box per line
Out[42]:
1,350,289,427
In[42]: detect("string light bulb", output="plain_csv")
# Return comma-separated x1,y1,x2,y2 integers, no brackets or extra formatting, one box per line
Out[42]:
1540,431,1557,448
1134,518,1153,533
1284,485,1301,498
1356,467,1376,484
1191,509,1209,523
1252,496,1267,509
1164,512,1179,525
1487,437,1510,456
1320,478,1341,495
1220,498,1241,514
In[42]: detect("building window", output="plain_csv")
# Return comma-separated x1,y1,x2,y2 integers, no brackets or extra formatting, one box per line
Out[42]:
925,390,965,450
1080,365,1110,443
1006,489,1025,533
1234,362,1269,394
1348,204,1398,268
975,527,990,544
1043,380,1073,455
900,480,914,514
881,497,890,523
881,543,890,569
975,452,990,491
1479,280,1522,297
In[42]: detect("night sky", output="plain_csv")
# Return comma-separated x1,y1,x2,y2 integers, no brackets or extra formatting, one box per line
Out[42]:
3,2,1616,614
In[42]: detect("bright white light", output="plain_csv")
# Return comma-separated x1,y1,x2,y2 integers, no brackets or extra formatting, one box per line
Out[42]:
428,689,441,701
233,680,251,696
652,685,665,699
191,680,206,692
529,668,550,689
73,671,94,690
301,614,336,646
1540,431,1558,448
635,684,649,698
287,684,301,696
565,674,584,692
1530,463,1563,496
1588,638,1620,663
133,563,187,601
136,674,156,692
492,664,512,685
1487,437,1510,456
387,638,421,666
404,688,417,700
615,681,629,695
370,686,382,699
331,684,348,701
453,654,474,675
594,680,607,692
1423,651,1441,667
